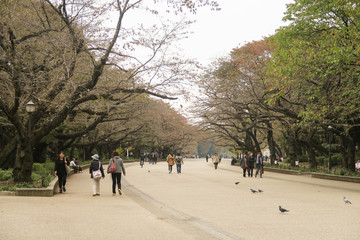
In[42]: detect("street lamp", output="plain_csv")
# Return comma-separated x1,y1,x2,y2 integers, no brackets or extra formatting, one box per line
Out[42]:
328,125,333,171
26,100,36,136
26,100,36,113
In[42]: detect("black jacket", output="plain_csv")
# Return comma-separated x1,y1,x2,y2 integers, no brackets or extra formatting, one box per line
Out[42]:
54,158,67,176
89,160,105,178
247,155,255,168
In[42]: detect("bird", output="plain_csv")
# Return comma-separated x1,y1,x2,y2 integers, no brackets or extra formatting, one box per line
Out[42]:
250,189,257,193
235,182,240,185
279,206,289,213
343,196,352,204
258,189,263,193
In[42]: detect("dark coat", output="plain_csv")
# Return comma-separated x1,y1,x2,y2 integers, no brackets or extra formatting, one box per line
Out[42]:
54,158,67,176
89,160,105,178
247,155,255,168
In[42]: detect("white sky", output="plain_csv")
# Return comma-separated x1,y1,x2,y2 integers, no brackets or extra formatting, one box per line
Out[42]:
180,0,293,65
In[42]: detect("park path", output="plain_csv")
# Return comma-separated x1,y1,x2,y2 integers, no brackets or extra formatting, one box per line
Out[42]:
1,159,359,240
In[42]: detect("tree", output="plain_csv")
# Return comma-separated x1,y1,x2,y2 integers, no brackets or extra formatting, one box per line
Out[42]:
267,0,360,170
0,0,219,182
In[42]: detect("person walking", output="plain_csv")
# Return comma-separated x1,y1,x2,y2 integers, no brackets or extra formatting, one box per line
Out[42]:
205,154,209,162
107,151,126,196
247,152,255,177
54,151,68,193
140,154,145,168
89,154,105,196
166,153,175,173
255,152,263,178
212,153,220,170
240,152,247,177
175,154,184,173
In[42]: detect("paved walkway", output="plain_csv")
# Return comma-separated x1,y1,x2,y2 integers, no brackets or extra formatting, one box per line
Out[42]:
1,159,359,240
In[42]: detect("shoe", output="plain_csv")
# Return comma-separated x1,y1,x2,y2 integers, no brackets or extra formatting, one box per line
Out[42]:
63,187,66,192
118,189,122,195
112,193,116,196
92,194,96,197
59,189,62,194
96,194,100,196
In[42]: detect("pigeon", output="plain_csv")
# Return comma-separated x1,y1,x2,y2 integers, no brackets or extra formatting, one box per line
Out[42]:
343,196,352,204
250,189,257,193
235,182,240,185
279,206,289,213
258,189,263,193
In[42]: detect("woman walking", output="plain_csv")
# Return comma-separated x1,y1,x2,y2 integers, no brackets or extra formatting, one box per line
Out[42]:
107,151,126,196
89,154,105,196
212,153,220,170
175,154,184,173
166,153,175,173
54,151,67,193
240,152,248,177
255,152,263,178
247,152,255,177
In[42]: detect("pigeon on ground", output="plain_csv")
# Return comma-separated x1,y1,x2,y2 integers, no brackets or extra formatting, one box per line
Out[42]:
235,182,240,185
343,196,352,204
250,189,257,193
258,189,263,193
279,206,289,213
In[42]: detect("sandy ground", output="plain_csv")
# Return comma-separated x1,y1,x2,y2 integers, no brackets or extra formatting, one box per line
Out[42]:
0,159,359,240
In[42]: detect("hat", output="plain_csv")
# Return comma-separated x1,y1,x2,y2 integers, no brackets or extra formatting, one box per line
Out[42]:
91,154,99,160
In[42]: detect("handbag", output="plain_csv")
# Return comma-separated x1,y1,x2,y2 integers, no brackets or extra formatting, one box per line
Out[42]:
93,162,102,179
65,165,71,175
107,158,117,173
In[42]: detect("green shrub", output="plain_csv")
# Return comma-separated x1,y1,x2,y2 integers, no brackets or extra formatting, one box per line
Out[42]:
31,172,42,183
316,156,327,166
0,169,13,181
298,155,309,162
331,153,342,166
15,182,36,188
42,174,55,187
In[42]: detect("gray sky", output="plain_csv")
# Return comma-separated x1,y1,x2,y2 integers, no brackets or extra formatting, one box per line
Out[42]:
180,0,293,65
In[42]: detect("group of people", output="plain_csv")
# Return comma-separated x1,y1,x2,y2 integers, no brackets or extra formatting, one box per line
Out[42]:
166,153,184,173
240,152,264,178
54,151,126,196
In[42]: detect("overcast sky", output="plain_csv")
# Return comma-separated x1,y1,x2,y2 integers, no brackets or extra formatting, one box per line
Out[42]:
180,0,294,65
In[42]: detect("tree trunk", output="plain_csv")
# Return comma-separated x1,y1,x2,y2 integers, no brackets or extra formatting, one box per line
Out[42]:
347,134,356,172
307,145,317,169
288,134,297,167
266,123,276,165
13,138,34,182
0,138,17,169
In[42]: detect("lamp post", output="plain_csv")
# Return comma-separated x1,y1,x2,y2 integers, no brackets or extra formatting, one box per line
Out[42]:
328,125,333,171
26,100,36,142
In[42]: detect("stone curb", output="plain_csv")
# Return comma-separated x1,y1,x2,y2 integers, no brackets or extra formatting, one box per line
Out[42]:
14,164,91,197
233,163,360,183
311,172,360,183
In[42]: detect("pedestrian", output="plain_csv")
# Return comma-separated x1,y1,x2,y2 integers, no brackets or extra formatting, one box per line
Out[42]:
74,158,83,172
247,152,255,177
255,152,263,178
166,153,175,173
107,151,126,196
54,151,67,193
140,154,145,168
212,153,220,170
205,154,209,162
154,152,159,164
89,154,105,196
240,152,247,177
175,153,184,173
